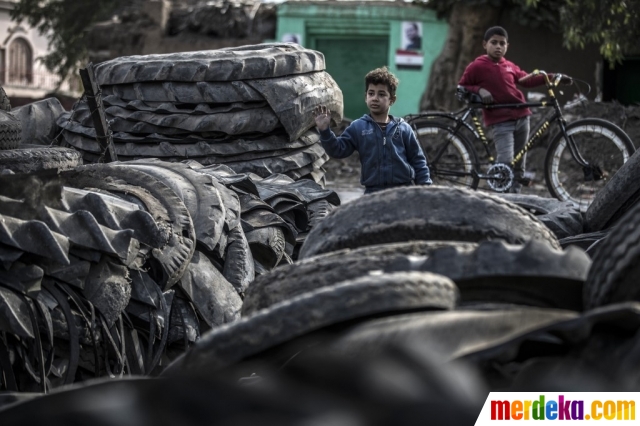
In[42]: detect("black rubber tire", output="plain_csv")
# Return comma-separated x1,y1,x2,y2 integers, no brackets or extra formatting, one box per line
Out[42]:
59,164,196,289
178,251,242,328
10,97,64,146
494,193,576,215
418,240,589,311
544,118,635,211
119,160,227,253
559,230,609,255
0,86,11,111
307,199,334,229
585,148,640,232
81,256,131,328
62,186,167,249
583,201,640,309
299,186,561,259
0,110,22,150
222,223,255,295
101,80,265,103
244,239,588,316
327,307,578,363
495,193,584,239
243,241,474,316
244,226,286,270
71,100,281,136
412,120,479,188
163,271,458,375
0,146,81,173
94,43,325,85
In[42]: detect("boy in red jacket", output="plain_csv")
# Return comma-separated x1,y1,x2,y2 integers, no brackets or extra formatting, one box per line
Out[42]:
458,26,567,193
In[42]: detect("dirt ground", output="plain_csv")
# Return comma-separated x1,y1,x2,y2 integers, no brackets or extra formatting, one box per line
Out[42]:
323,101,640,203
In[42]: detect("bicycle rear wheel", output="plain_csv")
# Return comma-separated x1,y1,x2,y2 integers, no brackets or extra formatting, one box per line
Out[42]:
413,121,478,188
544,118,635,210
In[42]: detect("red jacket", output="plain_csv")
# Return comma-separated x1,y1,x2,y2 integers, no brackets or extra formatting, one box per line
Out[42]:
458,55,547,126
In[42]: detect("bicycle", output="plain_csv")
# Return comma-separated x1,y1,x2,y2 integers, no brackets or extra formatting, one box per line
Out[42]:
405,70,636,210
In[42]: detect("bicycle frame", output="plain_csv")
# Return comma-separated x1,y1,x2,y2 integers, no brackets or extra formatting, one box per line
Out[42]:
406,74,592,183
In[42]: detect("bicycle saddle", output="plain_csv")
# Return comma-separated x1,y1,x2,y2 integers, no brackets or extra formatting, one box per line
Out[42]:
456,85,483,104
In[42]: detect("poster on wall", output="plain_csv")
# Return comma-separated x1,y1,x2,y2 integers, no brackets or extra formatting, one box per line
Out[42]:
396,21,424,70
281,33,302,45
402,21,422,51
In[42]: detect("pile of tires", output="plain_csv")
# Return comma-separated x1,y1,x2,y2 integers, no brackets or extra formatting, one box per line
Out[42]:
0,153,340,391
5,183,640,413
55,43,343,185
166,186,595,380
166,185,640,394
0,169,242,391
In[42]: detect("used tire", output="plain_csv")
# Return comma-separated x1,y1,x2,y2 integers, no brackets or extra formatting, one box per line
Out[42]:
0,110,22,150
164,271,458,375
0,86,11,111
243,241,473,316
583,201,640,309
59,164,196,288
94,43,325,85
9,97,65,145
118,160,227,253
418,240,589,311
178,251,242,328
495,193,577,215
0,146,81,173
585,148,640,232
495,194,584,239
244,239,588,316
327,307,578,362
299,186,561,258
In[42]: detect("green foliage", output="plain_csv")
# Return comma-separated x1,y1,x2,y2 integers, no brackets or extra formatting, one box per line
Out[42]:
556,0,640,64
11,0,125,81
416,0,561,28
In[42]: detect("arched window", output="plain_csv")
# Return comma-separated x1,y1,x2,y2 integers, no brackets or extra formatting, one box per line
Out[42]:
8,38,32,84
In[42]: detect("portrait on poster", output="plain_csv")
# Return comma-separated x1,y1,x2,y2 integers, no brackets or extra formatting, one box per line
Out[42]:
402,22,422,51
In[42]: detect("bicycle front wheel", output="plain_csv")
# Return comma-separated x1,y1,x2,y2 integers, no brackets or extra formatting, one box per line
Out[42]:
544,118,635,210
413,121,478,188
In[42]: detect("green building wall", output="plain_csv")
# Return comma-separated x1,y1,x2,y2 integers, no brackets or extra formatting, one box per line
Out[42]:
276,1,448,119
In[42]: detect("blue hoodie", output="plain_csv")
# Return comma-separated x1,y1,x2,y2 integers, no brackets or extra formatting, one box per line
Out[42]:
319,114,432,190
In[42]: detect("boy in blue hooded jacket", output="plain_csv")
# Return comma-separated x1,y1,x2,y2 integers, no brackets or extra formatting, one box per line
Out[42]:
314,66,432,194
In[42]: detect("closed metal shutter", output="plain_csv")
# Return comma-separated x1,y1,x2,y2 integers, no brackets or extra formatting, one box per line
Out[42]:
316,38,389,120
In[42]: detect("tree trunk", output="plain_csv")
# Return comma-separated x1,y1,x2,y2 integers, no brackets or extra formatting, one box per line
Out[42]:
421,3,501,112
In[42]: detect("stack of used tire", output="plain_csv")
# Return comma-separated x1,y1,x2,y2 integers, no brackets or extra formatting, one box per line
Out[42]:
0,168,246,391
0,152,340,392
55,43,343,185
173,160,340,273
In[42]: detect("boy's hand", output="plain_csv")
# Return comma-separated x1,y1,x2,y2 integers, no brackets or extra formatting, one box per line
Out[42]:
314,105,331,131
478,88,493,104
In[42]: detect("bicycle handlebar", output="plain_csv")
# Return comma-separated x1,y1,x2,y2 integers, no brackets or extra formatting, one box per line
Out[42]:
517,70,541,84
519,70,570,88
